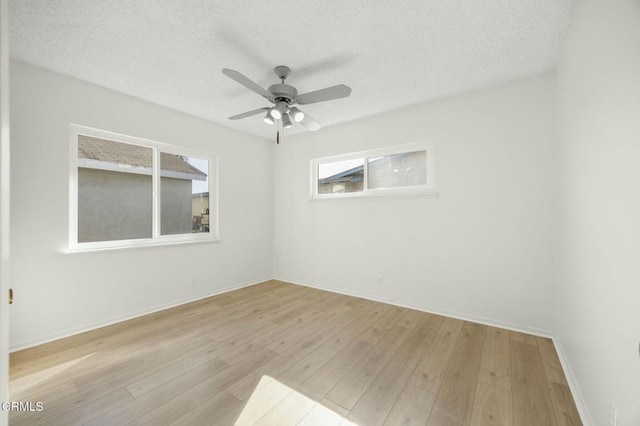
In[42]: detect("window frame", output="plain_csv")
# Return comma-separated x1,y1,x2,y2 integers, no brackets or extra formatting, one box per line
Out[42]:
68,124,219,252
310,142,437,199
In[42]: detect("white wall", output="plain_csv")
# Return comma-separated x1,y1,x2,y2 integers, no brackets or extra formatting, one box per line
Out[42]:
555,0,640,424
9,61,273,350
0,0,11,422
274,75,556,334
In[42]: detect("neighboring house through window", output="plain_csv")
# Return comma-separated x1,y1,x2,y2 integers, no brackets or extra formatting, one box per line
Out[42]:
69,125,217,251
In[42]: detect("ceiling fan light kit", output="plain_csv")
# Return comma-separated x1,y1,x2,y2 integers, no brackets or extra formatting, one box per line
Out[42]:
289,107,305,122
271,101,287,120
282,113,293,129
222,65,352,143
263,112,275,125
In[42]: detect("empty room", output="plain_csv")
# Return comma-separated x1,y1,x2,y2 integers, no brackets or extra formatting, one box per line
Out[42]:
0,0,638,425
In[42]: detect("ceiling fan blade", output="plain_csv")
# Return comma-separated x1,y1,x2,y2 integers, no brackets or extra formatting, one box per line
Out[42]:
222,68,272,99
228,107,270,120
295,84,351,105
298,112,322,131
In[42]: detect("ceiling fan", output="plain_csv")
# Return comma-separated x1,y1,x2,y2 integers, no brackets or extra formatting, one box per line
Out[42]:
222,65,351,143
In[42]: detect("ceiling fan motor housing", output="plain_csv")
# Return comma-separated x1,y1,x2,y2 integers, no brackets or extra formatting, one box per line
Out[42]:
268,84,298,104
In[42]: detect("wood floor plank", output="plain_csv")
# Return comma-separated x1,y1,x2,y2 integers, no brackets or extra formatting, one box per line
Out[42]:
358,305,409,344
168,391,243,426
69,331,216,398
11,387,134,426
548,382,582,426
324,325,411,411
217,295,344,365
447,322,487,375
267,292,339,325
86,348,277,426
427,370,478,426
254,389,317,425
408,353,450,395
224,299,371,401
396,309,426,329
426,322,486,426
383,383,437,426
297,399,349,426
478,327,511,391
274,302,386,392
212,404,248,426
409,316,464,392
319,397,349,417
9,281,580,426
265,298,352,354
537,336,569,386
297,338,375,402
10,379,78,408
15,283,303,396
511,330,538,346
511,340,557,426
347,326,434,425
66,321,238,396
274,328,364,392
10,346,84,382
231,375,294,425
469,381,513,426
130,389,241,426
125,353,229,398
212,294,336,363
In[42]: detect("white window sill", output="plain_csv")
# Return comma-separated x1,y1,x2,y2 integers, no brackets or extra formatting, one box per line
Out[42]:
65,236,220,254
310,188,439,200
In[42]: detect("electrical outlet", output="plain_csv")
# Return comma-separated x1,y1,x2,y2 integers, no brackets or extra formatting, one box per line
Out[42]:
191,276,198,286
609,403,617,426
377,276,383,286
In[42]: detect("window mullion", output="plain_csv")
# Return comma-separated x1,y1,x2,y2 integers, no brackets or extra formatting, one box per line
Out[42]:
69,129,79,246
152,148,160,239
363,157,369,193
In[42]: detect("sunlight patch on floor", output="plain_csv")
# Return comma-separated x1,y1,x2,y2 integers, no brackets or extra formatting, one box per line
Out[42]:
234,375,358,425
10,353,94,395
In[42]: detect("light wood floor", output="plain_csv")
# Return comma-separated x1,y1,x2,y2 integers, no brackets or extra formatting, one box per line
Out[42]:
9,280,582,425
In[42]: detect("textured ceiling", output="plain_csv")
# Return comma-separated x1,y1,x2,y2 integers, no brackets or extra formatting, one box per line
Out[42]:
9,0,576,140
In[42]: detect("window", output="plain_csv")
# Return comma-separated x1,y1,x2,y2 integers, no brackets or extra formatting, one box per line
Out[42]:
69,125,217,251
311,142,436,198
317,158,365,194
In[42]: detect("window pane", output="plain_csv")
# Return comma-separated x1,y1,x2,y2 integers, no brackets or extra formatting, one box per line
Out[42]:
367,150,427,189
77,135,153,242
160,153,209,235
317,158,364,194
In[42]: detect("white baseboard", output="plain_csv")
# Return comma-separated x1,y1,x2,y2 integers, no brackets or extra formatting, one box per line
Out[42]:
9,277,271,353
276,276,554,338
552,337,594,426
